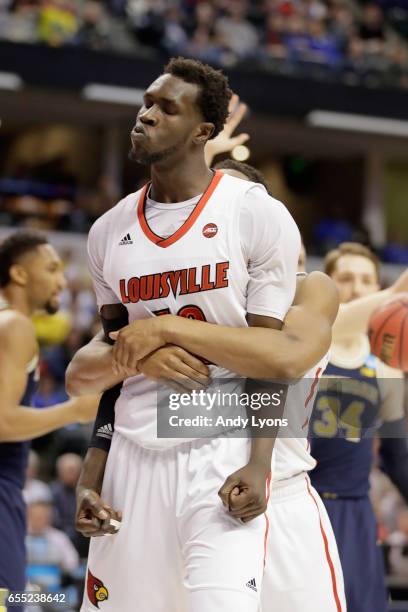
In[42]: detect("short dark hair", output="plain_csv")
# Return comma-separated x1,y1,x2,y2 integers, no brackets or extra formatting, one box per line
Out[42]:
324,242,380,279
0,231,48,288
164,57,232,138
214,159,271,193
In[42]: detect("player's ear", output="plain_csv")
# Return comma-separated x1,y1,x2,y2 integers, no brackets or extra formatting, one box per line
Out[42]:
9,263,28,287
193,122,214,145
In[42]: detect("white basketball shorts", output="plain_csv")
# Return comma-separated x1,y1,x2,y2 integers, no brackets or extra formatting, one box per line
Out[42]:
81,433,270,612
261,474,346,612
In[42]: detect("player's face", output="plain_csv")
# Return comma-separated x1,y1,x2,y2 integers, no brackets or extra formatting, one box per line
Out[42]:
129,74,206,166
25,244,67,314
330,254,379,303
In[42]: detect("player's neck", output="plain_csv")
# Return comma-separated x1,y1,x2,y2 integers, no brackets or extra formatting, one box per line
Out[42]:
331,334,367,360
149,158,214,203
0,287,32,317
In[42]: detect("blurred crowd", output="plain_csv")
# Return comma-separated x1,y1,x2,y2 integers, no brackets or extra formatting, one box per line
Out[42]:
0,0,407,86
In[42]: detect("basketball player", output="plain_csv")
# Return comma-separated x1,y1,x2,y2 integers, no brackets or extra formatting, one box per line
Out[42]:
216,162,407,610
215,161,346,611
309,242,408,612
69,158,347,611
0,232,99,612
68,58,301,612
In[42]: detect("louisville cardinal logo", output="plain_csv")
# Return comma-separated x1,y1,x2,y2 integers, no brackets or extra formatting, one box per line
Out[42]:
87,570,109,608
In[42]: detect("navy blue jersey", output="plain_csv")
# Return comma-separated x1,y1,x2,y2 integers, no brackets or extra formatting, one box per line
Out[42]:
0,355,39,489
310,353,381,498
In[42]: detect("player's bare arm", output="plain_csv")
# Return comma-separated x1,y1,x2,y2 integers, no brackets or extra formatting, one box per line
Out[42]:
0,312,99,442
218,272,339,522
66,303,211,396
76,447,122,537
333,268,408,341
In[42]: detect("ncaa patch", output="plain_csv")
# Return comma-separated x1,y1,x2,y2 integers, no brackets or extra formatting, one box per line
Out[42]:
202,223,218,238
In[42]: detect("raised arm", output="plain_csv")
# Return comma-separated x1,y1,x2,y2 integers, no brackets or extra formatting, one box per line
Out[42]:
204,93,249,166
0,313,98,442
332,268,408,341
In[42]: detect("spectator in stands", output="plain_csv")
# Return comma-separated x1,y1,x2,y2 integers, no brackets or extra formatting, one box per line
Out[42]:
23,450,53,505
26,500,79,591
184,2,225,64
50,453,82,546
73,0,111,51
359,3,386,42
215,0,259,58
1,0,39,43
264,12,285,55
127,0,165,48
37,0,79,47
162,4,188,54
307,17,342,66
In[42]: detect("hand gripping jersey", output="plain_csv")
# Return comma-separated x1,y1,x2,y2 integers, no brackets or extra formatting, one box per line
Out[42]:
88,171,299,450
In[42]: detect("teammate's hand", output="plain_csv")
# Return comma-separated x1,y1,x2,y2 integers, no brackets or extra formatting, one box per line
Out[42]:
71,394,101,424
109,316,169,371
138,345,211,392
218,462,271,523
76,487,122,537
204,94,249,166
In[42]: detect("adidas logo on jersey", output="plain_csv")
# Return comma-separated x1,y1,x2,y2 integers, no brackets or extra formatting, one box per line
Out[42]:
97,423,113,440
246,578,257,592
119,233,133,245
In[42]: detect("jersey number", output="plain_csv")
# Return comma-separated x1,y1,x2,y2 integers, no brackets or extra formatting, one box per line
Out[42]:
152,305,207,321
313,396,365,442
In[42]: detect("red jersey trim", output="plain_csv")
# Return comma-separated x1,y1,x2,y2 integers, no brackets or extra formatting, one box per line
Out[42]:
137,170,223,248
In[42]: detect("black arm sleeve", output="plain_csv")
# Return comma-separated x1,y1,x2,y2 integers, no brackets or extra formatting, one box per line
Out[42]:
378,418,408,504
88,311,128,452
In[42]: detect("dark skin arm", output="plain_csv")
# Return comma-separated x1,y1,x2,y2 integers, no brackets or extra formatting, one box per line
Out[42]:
219,272,339,521
76,273,339,532
109,273,337,381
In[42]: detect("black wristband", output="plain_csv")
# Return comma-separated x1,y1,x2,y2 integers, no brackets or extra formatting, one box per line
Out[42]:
88,311,128,451
89,383,121,451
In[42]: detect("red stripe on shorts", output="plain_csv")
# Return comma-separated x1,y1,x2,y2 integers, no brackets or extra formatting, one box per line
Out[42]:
306,477,342,612
305,367,322,407
263,473,272,567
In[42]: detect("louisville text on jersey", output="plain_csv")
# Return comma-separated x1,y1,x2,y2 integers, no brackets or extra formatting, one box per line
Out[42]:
119,261,229,304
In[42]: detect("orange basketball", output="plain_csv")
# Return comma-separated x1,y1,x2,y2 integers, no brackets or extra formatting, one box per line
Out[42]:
368,293,408,372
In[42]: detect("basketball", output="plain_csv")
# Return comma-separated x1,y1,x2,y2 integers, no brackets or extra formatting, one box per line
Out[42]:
368,293,408,372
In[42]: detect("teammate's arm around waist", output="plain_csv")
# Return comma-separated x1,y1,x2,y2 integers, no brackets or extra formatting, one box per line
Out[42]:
152,272,339,380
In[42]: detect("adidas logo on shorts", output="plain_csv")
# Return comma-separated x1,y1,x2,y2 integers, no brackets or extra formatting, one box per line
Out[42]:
119,233,133,245
246,578,257,592
97,423,114,440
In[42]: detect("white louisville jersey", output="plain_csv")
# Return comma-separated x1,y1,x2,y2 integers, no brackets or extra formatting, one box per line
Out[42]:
88,171,298,450
273,353,329,481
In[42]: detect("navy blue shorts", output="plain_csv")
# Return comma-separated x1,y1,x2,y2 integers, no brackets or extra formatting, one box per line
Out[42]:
322,495,388,612
0,481,26,612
